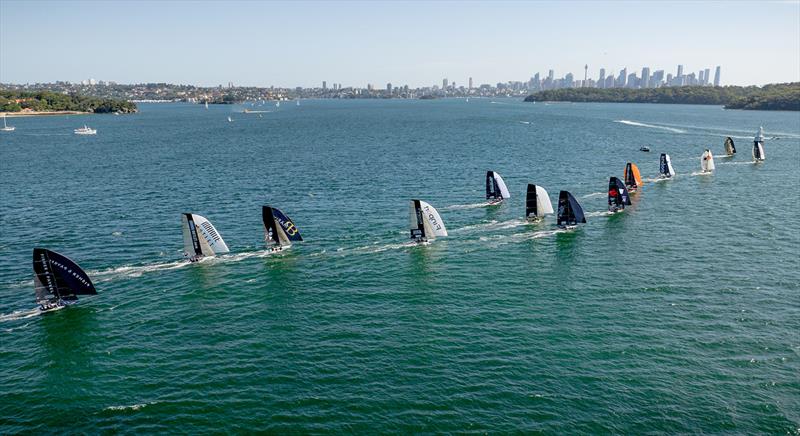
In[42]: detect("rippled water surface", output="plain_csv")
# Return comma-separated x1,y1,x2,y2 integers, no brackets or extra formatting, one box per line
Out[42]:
1,100,799,433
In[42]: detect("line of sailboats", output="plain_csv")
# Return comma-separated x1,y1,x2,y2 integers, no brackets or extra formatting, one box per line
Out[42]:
26,127,770,313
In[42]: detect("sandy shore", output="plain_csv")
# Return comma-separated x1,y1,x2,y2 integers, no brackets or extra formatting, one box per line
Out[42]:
0,111,90,117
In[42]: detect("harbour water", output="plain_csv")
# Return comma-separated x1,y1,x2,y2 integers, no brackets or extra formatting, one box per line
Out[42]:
1,100,799,433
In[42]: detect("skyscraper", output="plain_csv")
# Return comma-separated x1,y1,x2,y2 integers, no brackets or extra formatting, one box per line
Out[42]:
677,64,684,78
598,68,606,89
443,78,448,90
583,64,588,87
468,77,473,90
698,70,705,84
617,68,627,88
641,67,651,88
322,81,327,90
387,83,392,94
704,68,711,85
713,66,721,87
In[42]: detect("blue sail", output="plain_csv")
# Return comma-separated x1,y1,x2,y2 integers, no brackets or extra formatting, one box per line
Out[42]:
270,207,303,242
557,191,586,226
608,177,631,210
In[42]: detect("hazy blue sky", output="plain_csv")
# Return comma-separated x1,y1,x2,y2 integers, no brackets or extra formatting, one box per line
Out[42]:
1,0,798,87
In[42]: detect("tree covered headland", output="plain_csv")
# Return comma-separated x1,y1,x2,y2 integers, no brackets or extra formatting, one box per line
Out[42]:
524,82,800,111
0,90,137,113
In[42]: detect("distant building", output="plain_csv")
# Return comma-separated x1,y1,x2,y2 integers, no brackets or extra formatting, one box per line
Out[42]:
598,68,606,88
641,67,651,88
713,66,721,86
322,81,327,90
617,68,627,88
677,64,684,78
583,64,588,87
468,77,473,89
703,68,711,85
442,78,448,90
387,83,392,94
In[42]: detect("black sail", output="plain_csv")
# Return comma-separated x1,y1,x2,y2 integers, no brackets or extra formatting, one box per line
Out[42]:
409,199,426,240
526,184,538,218
32,248,96,304
262,206,280,245
557,191,586,226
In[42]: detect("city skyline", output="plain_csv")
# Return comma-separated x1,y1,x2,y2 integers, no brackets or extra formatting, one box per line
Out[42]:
1,1,799,87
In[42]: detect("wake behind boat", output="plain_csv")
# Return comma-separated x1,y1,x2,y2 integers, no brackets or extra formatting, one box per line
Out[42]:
556,191,586,229
753,126,766,162
409,200,448,243
608,177,631,213
658,153,676,178
33,248,97,312
263,206,303,252
74,125,97,135
525,184,554,221
486,171,511,205
181,213,230,262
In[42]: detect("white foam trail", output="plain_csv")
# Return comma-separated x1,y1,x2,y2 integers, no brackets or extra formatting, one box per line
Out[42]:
717,161,757,166
518,121,531,125
614,120,686,133
582,192,606,199
0,308,40,323
104,402,156,412
349,241,417,254
89,260,192,281
479,229,567,248
444,202,493,210
690,171,714,176
585,210,613,217
452,218,528,233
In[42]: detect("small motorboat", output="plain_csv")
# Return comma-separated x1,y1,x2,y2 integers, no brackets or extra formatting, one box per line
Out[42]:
74,125,97,135
639,146,651,152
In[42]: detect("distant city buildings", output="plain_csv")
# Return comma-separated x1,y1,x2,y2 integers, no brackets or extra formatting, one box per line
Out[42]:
518,64,721,92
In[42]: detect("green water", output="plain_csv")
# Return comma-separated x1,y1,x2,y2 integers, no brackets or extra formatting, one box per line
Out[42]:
1,100,799,433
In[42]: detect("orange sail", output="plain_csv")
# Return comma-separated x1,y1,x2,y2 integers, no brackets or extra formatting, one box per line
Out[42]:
624,162,643,191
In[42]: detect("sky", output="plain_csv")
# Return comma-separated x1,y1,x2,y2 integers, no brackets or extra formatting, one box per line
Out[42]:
1,0,799,88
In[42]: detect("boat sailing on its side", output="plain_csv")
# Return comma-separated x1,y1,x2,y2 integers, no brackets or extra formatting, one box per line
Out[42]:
409,200,448,243
33,248,97,312
181,213,230,262
485,171,511,205
263,206,303,252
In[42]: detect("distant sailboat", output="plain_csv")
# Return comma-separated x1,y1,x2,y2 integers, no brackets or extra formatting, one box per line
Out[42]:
181,213,230,262
466,98,469,102
485,171,511,204
556,191,586,229
227,116,233,123
623,162,643,193
658,153,675,178
33,248,97,312
1,114,15,131
753,126,765,161
276,101,280,108
409,200,448,243
262,206,303,252
724,137,736,156
205,101,209,109
525,184,554,221
608,177,631,213
701,149,715,173
296,100,300,106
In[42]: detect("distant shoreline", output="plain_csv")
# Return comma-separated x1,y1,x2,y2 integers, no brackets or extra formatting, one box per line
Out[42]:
0,111,90,117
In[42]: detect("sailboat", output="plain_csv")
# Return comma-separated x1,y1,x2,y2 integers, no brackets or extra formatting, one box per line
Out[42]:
485,171,511,204
556,191,586,229
227,116,233,123
262,206,303,252
525,184,554,221
33,248,97,312
658,153,675,178
623,162,643,193
701,149,715,173
724,137,736,156
1,114,15,131
753,126,765,162
181,213,230,262
409,200,448,243
296,100,300,106
275,101,280,108
608,177,631,213
205,101,209,109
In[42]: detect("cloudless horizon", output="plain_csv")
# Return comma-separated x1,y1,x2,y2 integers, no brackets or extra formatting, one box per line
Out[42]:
1,0,799,88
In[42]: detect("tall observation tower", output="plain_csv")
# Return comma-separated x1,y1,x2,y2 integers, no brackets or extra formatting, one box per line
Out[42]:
583,64,588,87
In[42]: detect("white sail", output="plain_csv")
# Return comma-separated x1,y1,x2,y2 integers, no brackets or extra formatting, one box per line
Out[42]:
493,172,511,199
535,186,555,215
753,126,766,161
701,150,715,172
665,154,675,176
418,200,447,238
181,213,229,258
